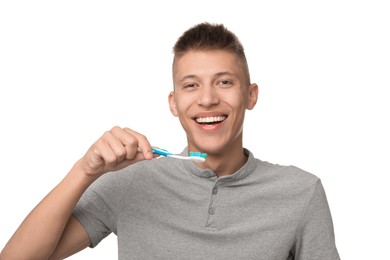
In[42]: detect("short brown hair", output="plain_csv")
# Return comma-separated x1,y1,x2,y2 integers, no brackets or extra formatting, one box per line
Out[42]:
172,22,250,84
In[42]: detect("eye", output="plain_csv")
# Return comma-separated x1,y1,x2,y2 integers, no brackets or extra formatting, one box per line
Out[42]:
218,80,233,87
183,83,197,89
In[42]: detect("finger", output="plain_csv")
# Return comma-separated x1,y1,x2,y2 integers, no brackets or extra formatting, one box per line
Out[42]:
109,150,152,172
123,128,153,160
110,126,138,160
111,148,159,171
96,133,124,168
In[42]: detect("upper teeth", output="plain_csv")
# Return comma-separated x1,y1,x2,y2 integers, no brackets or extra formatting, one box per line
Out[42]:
196,116,227,123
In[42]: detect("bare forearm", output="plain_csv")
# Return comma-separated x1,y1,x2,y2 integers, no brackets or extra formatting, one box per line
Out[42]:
0,162,96,260
1,127,153,259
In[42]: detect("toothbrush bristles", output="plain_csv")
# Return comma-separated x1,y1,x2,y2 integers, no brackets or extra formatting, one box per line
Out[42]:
189,151,207,159
188,151,207,162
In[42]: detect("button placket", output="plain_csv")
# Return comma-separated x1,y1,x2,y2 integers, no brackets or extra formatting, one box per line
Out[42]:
205,182,220,228
208,182,221,214
209,183,219,212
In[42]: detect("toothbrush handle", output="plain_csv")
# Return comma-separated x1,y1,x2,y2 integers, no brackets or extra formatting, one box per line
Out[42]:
151,147,173,156
168,154,205,162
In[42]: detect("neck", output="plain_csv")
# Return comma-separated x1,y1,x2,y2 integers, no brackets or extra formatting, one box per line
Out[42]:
195,145,248,177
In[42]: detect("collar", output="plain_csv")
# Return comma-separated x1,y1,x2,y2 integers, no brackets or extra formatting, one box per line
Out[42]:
179,147,256,181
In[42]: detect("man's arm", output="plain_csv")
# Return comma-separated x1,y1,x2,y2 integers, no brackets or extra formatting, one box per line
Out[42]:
0,127,154,260
0,164,95,259
48,216,91,260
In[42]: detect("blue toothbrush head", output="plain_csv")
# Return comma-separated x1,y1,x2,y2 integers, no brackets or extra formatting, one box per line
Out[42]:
189,151,208,159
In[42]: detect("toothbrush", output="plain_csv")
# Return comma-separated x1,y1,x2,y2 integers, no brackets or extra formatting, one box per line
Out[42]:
152,147,207,162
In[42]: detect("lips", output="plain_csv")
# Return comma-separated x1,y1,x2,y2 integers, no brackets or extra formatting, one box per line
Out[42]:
194,115,227,124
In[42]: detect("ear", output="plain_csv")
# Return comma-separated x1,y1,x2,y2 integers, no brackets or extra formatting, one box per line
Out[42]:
168,91,178,116
247,83,258,110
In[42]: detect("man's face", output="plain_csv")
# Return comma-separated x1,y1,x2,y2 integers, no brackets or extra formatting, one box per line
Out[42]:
169,50,258,155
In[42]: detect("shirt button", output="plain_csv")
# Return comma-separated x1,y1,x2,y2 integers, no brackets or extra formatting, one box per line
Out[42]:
203,171,213,177
209,207,216,215
212,187,218,195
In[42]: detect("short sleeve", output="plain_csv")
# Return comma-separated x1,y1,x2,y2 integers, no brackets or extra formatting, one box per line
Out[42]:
293,179,340,259
72,168,133,247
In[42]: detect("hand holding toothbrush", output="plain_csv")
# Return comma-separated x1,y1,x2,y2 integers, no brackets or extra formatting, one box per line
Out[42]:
76,126,157,180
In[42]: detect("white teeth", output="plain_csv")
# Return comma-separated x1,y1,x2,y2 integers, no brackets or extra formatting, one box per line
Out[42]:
196,116,227,124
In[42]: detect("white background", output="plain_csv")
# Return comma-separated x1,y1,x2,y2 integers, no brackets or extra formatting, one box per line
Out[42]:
1,0,389,259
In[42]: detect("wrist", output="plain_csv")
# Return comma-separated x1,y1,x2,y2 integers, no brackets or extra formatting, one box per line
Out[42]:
69,160,101,188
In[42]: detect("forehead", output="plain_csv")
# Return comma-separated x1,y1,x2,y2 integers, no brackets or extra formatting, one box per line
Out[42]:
173,50,245,81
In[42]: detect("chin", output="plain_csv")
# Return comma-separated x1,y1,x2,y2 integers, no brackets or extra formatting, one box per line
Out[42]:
192,140,227,155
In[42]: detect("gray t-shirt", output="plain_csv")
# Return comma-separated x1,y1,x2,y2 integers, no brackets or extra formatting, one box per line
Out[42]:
73,149,340,259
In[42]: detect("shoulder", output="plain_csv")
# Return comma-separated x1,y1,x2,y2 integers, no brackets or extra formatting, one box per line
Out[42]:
245,149,318,183
250,157,321,198
254,157,318,181
91,156,184,189
79,157,178,208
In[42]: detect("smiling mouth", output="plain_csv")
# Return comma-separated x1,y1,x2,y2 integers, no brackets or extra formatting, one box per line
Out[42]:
194,116,227,125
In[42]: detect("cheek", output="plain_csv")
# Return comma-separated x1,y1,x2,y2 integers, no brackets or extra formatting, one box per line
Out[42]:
223,91,247,110
174,94,193,115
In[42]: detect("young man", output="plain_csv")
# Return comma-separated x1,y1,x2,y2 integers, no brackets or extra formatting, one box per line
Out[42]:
0,23,340,259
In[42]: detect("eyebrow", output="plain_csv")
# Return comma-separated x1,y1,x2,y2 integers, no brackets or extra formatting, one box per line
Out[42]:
177,74,199,84
177,71,238,84
214,71,237,79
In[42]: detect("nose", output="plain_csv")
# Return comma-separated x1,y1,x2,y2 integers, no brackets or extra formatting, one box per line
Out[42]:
197,85,220,107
